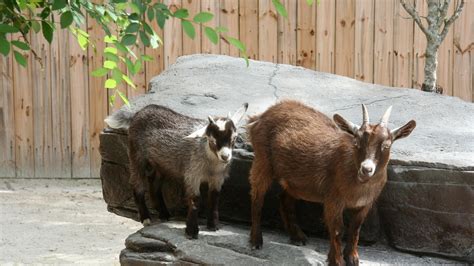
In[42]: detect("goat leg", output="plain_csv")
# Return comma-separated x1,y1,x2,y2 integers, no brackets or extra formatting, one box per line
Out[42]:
280,191,307,246
132,182,152,226
148,173,170,221
343,206,370,266
324,202,345,266
185,195,200,239
207,189,220,231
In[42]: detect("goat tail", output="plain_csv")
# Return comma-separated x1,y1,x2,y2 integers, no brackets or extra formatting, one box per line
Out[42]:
104,106,134,129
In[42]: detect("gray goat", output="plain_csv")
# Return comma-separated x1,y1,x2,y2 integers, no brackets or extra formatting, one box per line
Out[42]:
105,103,248,239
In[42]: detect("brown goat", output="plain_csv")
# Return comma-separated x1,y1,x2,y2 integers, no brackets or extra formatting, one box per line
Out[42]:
247,100,416,266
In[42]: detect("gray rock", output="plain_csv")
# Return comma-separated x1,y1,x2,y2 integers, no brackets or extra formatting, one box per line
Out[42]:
100,54,474,262
119,221,459,265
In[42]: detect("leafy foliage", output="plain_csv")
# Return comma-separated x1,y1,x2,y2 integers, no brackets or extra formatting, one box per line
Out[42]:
0,0,308,105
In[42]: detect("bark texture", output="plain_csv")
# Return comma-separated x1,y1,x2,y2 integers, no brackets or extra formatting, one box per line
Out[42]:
400,0,465,92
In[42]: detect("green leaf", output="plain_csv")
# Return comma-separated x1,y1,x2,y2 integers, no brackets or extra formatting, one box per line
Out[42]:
91,67,109,77
11,40,29,51
105,79,117,89
115,42,129,54
306,0,314,6
117,90,130,106
215,26,228,33
112,68,123,82
122,74,136,88
0,24,19,33
149,33,160,49
125,23,140,33
156,11,166,29
40,7,51,19
129,3,141,14
104,47,117,54
181,20,195,39
125,57,135,74
143,22,154,35
41,21,54,44
103,60,117,69
104,35,117,43
76,33,88,50
193,12,213,23
226,37,246,52
31,21,41,33
204,27,218,44
133,59,142,74
139,31,150,47
147,7,155,21
121,34,137,46
109,94,116,107
141,55,153,61
272,0,288,18
128,13,140,21
0,37,10,56
60,11,74,29
104,52,119,62
173,9,189,19
14,51,27,67
52,0,66,10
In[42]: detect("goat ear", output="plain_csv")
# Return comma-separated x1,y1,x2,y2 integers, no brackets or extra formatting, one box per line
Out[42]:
184,125,208,139
391,120,416,142
231,103,249,126
333,114,359,135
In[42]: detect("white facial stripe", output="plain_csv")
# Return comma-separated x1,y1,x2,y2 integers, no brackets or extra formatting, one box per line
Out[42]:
215,119,227,131
360,159,376,176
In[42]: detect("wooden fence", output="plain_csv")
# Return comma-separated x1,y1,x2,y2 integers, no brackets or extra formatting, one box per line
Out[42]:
0,0,473,178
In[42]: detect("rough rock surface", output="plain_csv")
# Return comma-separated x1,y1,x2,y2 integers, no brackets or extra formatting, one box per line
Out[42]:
120,221,458,265
100,54,474,262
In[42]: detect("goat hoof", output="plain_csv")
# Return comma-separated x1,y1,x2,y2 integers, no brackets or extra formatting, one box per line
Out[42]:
185,226,199,239
142,218,152,226
290,231,307,246
207,225,219,231
250,236,263,250
290,238,307,246
159,214,170,222
344,255,359,266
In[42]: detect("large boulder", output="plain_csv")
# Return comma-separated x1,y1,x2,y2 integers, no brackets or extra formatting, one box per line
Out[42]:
100,54,474,262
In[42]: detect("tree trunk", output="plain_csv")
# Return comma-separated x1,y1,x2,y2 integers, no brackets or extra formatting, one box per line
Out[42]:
421,41,439,92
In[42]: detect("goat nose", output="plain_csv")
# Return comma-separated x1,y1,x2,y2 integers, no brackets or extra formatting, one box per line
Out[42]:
221,154,230,161
362,166,373,175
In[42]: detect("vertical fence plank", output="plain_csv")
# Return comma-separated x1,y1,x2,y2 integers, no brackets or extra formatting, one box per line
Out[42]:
13,33,34,177
355,0,375,83
278,0,297,65
393,0,414,88
316,0,336,73
413,0,427,90
201,0,220,54
374,0,394,86
437,0,454,96
239,0,259,59
146,10,165,89
452,0,473,102
129,43,147,98
259,0,278,62
182,0,202,55
297,0,316,69
32,29,53,178
50,26,72,178
0,38,15,177
164,0,183,68
88,18,107,177
220,0,240,56
69,26,91,178
335,0,355,77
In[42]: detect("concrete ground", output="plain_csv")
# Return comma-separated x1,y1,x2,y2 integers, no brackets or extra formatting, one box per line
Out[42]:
0,178,141,265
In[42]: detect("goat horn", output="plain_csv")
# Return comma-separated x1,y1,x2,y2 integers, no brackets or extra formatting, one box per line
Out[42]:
208,116,216,124
380,106,392,127
362,104,369,125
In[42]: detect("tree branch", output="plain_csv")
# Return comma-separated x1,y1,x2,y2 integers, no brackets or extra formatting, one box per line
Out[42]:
437,0,451,29
440,0,465,42
400,0,430,37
